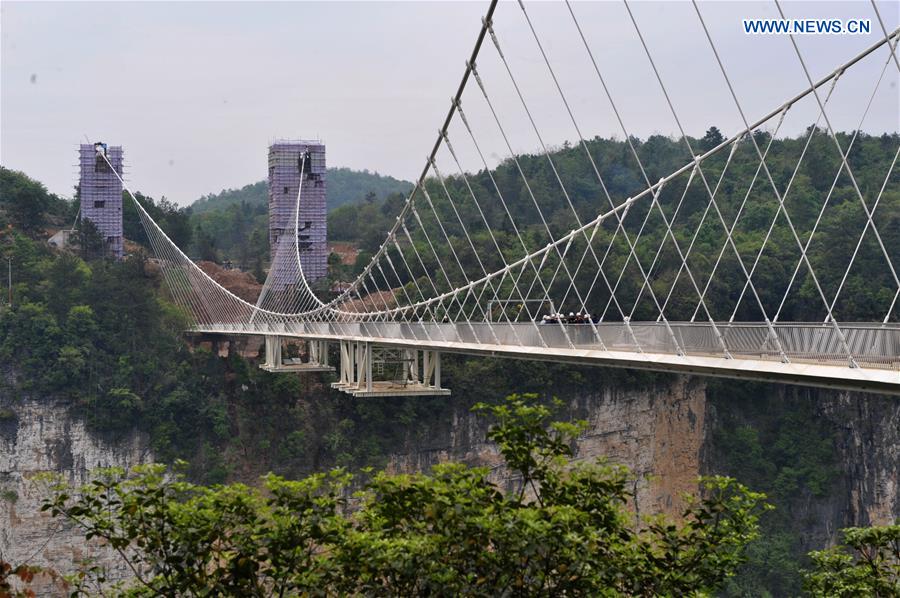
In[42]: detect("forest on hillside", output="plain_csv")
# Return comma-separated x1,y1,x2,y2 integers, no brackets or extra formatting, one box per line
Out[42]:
187,167,412,267
331,128,898,324
181,128,899,325
191,167,413,214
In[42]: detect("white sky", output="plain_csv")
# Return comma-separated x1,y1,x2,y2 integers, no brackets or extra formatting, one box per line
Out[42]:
2,1,898,205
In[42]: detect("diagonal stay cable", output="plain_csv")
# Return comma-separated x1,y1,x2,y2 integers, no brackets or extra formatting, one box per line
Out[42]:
427,159,506,343
455,99,561,347
871,0,900,73
517,0,687,350
440,130,541,342
483,20,653,349
520,0,725,350
693,0,863,366
430,151,529,345
487,16,671,341
687,109,787,323
468,62,582,348
417,183,497,335
774,0,900,320
728,75,842,322
315,0,501,320
566,0,733,351
625,0,792,361
828,145,899,324
773,40,896,323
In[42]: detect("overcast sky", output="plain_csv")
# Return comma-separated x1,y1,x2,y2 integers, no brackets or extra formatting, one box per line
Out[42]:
2,1,897,206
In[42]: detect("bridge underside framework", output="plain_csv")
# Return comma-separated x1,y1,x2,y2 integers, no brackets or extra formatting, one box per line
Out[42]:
200,321,899,395
111,0,899,395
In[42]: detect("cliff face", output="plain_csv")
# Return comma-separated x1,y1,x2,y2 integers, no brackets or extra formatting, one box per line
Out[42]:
1,374,897,593
823,391,899,528
388,375,708,518
0,395,151,584
388,377,899,535
702,384,899,553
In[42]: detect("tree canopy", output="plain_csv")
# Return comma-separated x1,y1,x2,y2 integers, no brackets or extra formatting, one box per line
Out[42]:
42,395,770,597
0,167,70,233
803,524,900,598
187,168,413,264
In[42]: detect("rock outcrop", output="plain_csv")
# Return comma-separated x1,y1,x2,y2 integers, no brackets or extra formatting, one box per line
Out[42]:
0,396,151,586
386,375,707,518
1,375,897,595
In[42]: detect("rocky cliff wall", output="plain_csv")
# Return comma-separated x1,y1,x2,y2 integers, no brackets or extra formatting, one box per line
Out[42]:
387,375,708,518
1,374,897,595
702,383,899,553
387,377,899,537
823,390,899,528
0,395,152,588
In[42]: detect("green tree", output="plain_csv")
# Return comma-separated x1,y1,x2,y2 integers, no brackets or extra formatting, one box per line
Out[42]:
700,126,725,151
77,217,107,260
194,224,218,262
0,167,53,233
43,394,769,597
124,191,193,250
803,524,900,597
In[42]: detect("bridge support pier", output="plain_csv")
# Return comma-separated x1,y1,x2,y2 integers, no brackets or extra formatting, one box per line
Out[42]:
336,339,357,387
331,340,450,397
259,335,335,373
263,335,281,370
308,340,330,368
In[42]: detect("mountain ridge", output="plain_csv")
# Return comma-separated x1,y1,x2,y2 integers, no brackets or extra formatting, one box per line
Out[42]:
190,167,413,214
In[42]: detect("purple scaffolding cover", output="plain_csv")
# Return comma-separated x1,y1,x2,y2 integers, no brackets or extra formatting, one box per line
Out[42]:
267,141,328,289
79,144,124,258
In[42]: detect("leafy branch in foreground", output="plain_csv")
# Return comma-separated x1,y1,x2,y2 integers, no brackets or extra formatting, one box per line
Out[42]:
42,394,769,597
803,523,900,597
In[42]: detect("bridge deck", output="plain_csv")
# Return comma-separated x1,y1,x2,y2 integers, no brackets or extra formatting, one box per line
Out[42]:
197,322,900,395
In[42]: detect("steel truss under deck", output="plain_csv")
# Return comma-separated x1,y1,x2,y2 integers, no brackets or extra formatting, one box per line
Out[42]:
208,322,899,395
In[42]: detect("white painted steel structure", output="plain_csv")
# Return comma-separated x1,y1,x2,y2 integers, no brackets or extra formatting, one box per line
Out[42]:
103,0,900,394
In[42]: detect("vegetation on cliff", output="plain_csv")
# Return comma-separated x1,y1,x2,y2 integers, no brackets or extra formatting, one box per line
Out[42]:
708,380,843,596
41,395,771,597
187,168,412,265
0,170,630,482
803,524,900,597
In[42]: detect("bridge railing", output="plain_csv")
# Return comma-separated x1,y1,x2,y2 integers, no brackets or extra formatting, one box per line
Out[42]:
200,321,899,370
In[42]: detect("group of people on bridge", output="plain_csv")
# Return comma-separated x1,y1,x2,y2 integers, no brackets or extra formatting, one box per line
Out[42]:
540,312,597,325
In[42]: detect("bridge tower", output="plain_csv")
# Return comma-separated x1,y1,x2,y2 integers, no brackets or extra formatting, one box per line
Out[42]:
78,142,124,259
267,140,327,289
